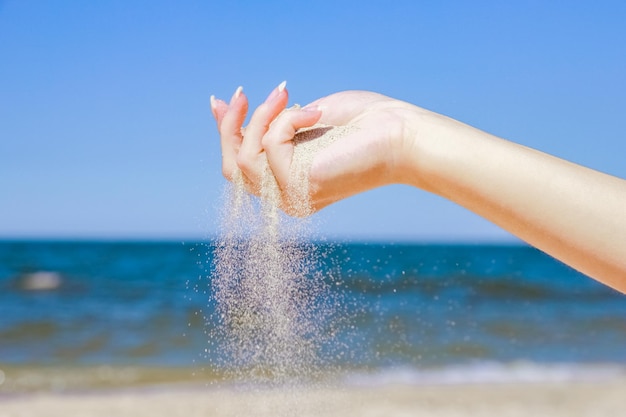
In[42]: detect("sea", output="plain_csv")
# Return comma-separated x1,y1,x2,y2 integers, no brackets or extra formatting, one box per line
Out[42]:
1,239,625,393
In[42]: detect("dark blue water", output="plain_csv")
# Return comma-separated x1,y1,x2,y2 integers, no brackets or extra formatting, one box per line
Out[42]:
1,240,625,390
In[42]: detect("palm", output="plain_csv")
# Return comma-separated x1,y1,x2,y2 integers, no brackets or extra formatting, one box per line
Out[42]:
304,91,410,210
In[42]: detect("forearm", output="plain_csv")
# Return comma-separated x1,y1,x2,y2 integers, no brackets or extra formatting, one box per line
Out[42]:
402,110,626,292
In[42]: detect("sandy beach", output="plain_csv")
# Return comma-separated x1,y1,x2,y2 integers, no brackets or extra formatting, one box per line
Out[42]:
2,378,625,417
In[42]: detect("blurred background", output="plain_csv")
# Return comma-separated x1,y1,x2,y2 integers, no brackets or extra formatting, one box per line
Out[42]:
1,0,625,394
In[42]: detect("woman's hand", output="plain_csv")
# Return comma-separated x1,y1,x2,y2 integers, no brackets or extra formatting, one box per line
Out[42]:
211,83,626,292
210,83,424,213
210,82,322,203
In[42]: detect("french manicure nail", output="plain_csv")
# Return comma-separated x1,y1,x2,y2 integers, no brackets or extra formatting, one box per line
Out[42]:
210,95,217,110
302,104,321,112
265,81,287,103
230,86,243,104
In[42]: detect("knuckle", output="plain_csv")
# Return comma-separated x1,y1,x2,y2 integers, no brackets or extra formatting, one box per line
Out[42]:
263,119,294,148
261,131,278,148
236,151,254,173
221,157,241,180
221,163,234,181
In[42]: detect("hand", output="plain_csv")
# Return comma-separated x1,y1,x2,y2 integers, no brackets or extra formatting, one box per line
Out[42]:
211,83,422,214
210,82,322,209
211,83,626,291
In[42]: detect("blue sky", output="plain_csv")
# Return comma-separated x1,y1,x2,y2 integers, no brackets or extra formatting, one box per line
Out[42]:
1,1,625,241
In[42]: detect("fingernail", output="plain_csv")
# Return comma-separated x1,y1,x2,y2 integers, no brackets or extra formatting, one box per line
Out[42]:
210,95,217,111
265,81,287,103
303,104,326,114
302,104,321,112
230,86,243,105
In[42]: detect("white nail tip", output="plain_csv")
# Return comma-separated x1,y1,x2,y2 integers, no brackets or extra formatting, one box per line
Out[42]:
278,80,287,92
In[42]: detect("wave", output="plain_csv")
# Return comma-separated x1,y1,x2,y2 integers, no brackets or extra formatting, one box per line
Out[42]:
342,362,626,386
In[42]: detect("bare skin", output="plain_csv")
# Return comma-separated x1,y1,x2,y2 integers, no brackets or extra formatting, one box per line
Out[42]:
211,82,626,294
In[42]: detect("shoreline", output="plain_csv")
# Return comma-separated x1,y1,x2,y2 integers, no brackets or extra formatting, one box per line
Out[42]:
2,377,625,417
3,362,625,394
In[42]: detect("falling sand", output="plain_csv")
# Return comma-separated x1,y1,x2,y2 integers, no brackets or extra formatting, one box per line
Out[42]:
210,124,355,387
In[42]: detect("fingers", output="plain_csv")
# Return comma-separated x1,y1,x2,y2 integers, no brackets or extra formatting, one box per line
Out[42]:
214,86,248,181
263,106,322,190
211,82,323,204
236,81,289,187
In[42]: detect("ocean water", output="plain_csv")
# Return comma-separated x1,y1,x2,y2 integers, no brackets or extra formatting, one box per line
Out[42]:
1,240,625,392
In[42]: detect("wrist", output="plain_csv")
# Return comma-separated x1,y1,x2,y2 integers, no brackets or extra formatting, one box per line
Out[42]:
393,104,451,192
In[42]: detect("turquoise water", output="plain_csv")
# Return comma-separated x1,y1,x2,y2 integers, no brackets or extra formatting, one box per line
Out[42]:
1,240,625,391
